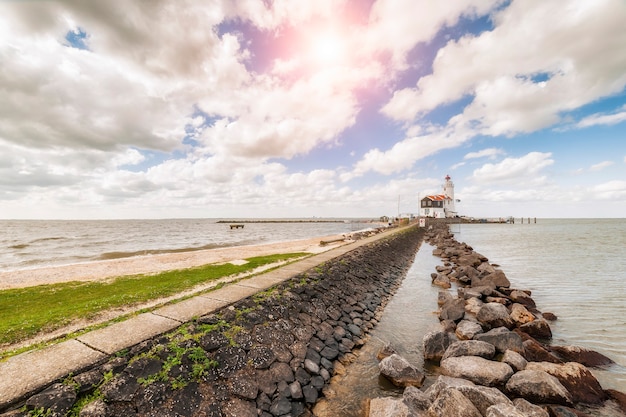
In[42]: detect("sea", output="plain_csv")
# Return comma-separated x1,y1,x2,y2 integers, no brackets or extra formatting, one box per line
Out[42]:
0,218,378,272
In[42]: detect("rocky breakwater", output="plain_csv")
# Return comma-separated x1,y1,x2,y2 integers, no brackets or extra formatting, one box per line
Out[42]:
369,223,626,417
1,226,424,417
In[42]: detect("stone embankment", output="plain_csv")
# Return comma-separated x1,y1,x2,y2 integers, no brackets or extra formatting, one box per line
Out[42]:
370,223,626,417
1,226,424,417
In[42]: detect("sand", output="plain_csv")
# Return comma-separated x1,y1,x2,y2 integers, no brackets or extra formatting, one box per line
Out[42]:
0,234,349,290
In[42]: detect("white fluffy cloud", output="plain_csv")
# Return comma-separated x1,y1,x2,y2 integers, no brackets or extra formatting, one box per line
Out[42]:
381,0,626,135
471,152,554,184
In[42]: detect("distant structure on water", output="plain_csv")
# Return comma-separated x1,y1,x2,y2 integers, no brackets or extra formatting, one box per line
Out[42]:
419,175,459,218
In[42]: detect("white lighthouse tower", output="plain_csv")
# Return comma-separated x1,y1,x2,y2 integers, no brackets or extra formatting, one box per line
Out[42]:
443,175,457,217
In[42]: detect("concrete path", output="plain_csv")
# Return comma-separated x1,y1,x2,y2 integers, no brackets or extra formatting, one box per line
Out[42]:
0,225,410,410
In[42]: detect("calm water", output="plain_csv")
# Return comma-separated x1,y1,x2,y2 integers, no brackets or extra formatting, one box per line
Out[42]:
322,218,625,416
0,218,376,271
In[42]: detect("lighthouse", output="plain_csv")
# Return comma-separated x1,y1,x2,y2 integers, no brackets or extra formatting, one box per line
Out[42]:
443,175,457,217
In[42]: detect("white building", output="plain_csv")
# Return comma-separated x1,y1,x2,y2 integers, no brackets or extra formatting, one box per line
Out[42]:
419,175,458,218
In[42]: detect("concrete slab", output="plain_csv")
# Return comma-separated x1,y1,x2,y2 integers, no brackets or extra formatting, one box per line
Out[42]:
237,273,288,290
153,297,230,322
77,313,180,355
0,339,106,409
203,284,259,303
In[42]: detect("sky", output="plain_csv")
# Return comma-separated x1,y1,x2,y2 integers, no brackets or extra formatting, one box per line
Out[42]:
0,0,625,220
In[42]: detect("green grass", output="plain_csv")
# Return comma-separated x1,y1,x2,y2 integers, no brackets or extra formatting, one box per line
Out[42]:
0,253,307,349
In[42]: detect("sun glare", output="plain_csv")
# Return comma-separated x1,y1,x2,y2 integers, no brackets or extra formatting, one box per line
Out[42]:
312,33,344,64
305,29,350,68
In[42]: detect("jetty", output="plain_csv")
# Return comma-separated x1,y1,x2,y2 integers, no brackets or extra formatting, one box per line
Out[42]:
228,224,244,229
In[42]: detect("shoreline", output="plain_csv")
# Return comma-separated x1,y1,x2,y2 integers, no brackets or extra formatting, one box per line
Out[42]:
0,234,349,290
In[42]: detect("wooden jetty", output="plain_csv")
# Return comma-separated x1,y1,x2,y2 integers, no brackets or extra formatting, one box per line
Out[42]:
229,224,244,229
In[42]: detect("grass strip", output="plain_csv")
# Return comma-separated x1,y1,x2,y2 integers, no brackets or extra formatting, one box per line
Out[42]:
0,253,307,348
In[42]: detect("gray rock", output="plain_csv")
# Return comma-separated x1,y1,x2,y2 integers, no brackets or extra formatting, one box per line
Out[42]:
442,340,496,361
438,290,454,306
24,383,77,417
439,298,466,322
379,354,425,387
509,290,536,308
457,253,485,268
425,375,476,402
502,349,528,372
505,370,573,406
512,398,550,417
526,361,607,404
486,403,526,417
427,387,482,417
423,330,452,362
519,319,552,339
402,385,430,414
456,385,513,416
474,327,524,354
304,358,320,375
302,384,318,403
433,273,451,289
269,397,292,416
455,320,484,340
368,397,410,417
476,303,513,329
478,269,511,288
440,356,514,387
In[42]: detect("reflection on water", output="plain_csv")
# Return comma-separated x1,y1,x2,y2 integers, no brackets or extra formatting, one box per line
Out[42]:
317,242,443,416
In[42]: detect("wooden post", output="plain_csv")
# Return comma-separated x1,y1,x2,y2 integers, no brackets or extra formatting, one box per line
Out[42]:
521,217,524,224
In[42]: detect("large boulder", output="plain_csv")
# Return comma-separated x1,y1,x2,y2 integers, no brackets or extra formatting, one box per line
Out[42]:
476,303,513,329
505,370,572,406
482,270,511,288
509,290,536,308
440,356,514,387
550,345,615,367
474,327,523,354
423,330,452,362
512,398,549,417
424,375,476,402
465,298,484,316
501,349,527,372
442,340,496,361
485,402,526,417
456,385,513,415
402,386,431,415
379,354,425,388
368,397,409,417
427,387,482,417
457,253,485,268
519,319,552,339
439,298,466,322
509,303,535,326
526,362,607,404
455,320,484,340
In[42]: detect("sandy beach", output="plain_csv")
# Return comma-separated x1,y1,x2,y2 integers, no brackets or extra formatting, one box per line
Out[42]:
0,234,349,290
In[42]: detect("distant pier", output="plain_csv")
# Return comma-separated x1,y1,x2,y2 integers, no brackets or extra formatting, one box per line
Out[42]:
229,224,245,229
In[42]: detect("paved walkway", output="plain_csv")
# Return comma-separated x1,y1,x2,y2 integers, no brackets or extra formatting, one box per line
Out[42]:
0,225,410,410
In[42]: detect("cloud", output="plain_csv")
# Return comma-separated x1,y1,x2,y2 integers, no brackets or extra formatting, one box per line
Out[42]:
381,0,626,137
589,180,626,199
464,148,504,160
589,161,614,171
574,110,626,129
471,152,554,184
